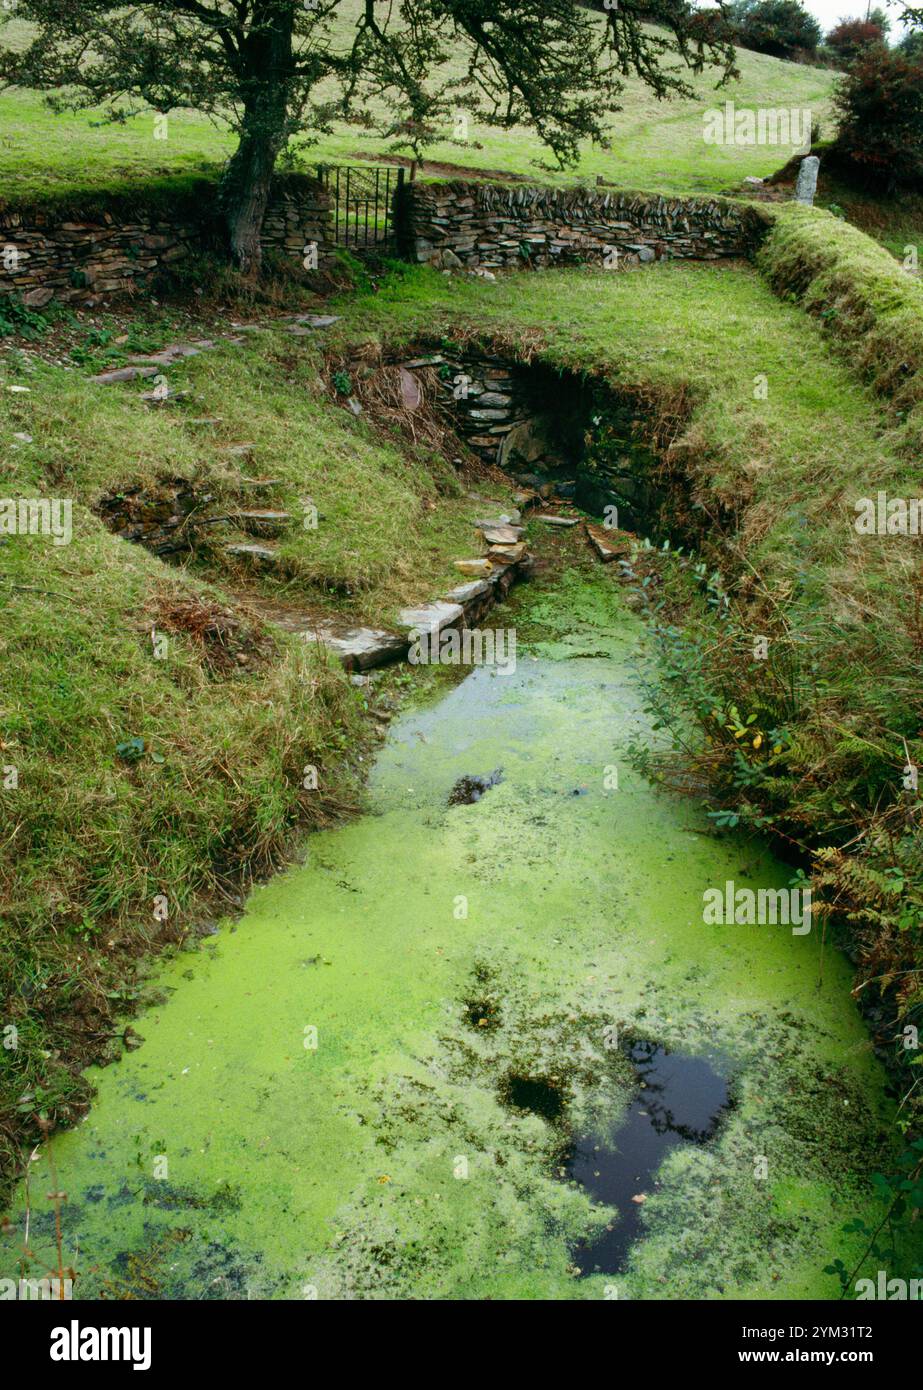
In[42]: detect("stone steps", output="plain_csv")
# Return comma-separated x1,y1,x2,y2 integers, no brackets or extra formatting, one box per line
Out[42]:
224,542,281,567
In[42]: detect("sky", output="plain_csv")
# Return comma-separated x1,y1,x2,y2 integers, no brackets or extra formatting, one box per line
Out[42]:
800,0,902,31
697,0,910,40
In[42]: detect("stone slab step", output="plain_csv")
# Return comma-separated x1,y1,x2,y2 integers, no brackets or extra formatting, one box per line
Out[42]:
585,523,632,563
233,510,292,531
478,523,523,544
312,625,408,673
453,558,493,578
445,578,491,604
397,600,464,637
487,542,527,563
224,542,279,565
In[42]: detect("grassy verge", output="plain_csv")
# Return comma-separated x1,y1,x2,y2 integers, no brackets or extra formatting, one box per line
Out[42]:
0,299,508,1198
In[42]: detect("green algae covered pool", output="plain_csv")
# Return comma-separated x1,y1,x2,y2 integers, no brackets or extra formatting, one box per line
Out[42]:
1,569,906,1299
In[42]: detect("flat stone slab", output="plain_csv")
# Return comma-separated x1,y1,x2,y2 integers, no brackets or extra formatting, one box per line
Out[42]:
487,542,527,563
479,523,523,544
90,366,158,384
453,559,493,578
538,515,579,527
585,523,632,563
224,542,279,564
312,624,407,672
291,314,341,328
445,579,491,604
128,343,203,367
397,600,464,637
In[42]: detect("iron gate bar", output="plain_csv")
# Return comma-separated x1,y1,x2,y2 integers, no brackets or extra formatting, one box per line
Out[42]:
318,163,404,249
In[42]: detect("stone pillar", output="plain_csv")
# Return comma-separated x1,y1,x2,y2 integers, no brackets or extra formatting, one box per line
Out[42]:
794,156,820,207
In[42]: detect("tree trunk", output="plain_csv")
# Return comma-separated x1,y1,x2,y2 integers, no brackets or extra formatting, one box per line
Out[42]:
219,5,294,275
221,122,280,275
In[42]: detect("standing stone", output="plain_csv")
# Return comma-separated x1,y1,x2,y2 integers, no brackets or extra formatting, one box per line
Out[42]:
794,157,820,207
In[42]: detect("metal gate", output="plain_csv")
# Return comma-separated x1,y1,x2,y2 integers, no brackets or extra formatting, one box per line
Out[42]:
318,163,404,249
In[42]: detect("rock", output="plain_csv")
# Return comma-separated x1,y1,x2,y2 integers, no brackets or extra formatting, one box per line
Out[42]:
794,156,820,207
233,510,292,534
453,559,493,578
431,248,463,270
487,542,527,563
445,579,491,603
90,365,158,384
499,418,554,470
397,600,464,637
313,625,407,672
538,515,579,527
23,286,54,308
224,542,279,565
479,523,523,545
585,522,625,562
400,355,444,368
399,366,422,411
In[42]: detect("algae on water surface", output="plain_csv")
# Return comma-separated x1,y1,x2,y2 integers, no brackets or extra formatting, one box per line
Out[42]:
1,571,905,1299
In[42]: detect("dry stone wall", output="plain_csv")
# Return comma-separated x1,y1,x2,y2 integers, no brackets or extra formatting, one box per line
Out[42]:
401,179,769,270
0,177,332,308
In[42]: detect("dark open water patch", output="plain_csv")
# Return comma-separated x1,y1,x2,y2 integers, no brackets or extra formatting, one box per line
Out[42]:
448,768,503,806
567,1039,730,1276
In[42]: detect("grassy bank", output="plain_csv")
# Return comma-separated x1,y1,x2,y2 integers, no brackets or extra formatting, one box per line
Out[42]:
0,303,504,1196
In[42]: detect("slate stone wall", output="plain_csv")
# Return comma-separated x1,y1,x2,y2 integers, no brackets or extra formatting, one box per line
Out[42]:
401,179,769,270
0,178,332,308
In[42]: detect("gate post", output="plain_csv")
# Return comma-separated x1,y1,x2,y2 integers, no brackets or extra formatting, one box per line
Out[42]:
392,166,413,261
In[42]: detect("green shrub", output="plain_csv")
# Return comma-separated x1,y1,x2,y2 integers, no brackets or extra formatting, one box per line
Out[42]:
832,45,923,192
728,0,822,59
